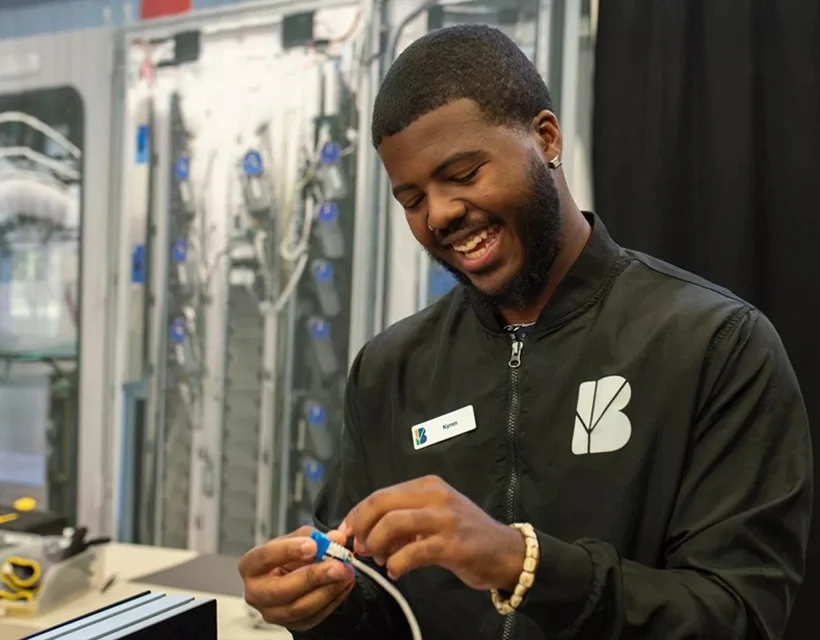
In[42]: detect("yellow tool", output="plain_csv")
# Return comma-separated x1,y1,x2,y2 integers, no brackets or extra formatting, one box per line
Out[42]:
0,589,34,602
1,556,42,592
0,513,19,525
13,497,37,512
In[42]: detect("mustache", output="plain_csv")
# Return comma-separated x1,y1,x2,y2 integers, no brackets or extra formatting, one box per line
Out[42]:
434,213,503,243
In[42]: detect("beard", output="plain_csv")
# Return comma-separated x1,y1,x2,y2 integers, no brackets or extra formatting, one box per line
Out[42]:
428,150,563,313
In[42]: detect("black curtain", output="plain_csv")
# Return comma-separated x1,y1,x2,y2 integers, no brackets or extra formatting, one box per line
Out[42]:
592,1,820,637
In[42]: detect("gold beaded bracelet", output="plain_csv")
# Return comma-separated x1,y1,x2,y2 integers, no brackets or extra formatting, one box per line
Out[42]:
490,522,540,615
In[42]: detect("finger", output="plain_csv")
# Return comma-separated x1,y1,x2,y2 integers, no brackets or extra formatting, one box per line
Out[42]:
263,572,356,630
337,520,351,537
347,486,432,552
279,529,346,571
254,526,318,574
248,560,353,610
342,478,432,533
326,529,347,545
239,536,316,578
364,508,443,560
385,535,448,581
305,577,356,624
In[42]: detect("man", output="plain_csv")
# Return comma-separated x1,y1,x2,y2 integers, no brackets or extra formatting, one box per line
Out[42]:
240,25,812,639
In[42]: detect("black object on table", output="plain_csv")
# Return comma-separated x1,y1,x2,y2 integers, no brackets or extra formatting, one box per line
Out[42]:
22,591,217,639
0,506,67,536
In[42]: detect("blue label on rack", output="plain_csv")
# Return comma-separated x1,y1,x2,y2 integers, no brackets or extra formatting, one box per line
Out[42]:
242,150,263,177
170,319,186,344
304,460,325,482
308,318,330,340
311,260,333,282
131,244,146,283
319,141,341,165
136,125,149,164
174,156,190,181
172,238,187,263
316,202,339,224
305,402,327,426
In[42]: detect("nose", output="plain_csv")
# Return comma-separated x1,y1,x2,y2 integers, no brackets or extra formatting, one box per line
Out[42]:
426,193,466,232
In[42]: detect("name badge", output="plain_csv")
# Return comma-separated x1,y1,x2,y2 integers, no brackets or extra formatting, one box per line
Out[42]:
411,405,477,450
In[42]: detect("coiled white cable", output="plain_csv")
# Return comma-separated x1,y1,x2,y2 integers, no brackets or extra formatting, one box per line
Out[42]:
311,532,422,640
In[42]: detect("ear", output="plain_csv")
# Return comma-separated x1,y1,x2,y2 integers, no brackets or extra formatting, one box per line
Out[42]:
531,110,562,164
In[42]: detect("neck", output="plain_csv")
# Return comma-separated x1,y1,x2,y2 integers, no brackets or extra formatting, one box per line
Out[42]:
499,204,590,326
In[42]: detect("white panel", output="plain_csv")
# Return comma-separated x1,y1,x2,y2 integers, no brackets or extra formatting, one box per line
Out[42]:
382,0,432,328
0,28,116,535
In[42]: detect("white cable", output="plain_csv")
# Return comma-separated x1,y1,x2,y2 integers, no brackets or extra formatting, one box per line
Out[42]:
0,147,81,181
272,252,307,314
0,176,77,225
252,229,274,300
278,172,315,263
0,112,82,158
321,540,423,640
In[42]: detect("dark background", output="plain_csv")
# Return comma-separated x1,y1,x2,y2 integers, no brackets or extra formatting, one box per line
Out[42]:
593,1,820,637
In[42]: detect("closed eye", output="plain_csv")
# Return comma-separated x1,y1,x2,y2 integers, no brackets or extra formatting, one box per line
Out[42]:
451,166,481,184
403,195,425,211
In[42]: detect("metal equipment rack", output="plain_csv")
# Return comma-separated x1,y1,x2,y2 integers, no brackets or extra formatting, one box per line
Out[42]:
283,91,359,533
157,93,199,549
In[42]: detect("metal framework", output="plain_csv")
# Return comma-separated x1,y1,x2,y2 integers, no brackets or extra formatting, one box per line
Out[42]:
0,28,116,535
104,0,380,552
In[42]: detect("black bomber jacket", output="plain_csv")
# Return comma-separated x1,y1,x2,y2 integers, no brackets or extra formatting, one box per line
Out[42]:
297,213,812,640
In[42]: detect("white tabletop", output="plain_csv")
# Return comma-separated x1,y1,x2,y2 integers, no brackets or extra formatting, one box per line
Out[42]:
0,543,291,640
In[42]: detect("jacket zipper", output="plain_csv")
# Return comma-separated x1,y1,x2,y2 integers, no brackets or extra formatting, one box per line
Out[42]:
502,334,524,640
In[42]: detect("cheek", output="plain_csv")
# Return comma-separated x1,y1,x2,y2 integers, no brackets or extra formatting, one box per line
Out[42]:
406,215,435,248
472,174,529,217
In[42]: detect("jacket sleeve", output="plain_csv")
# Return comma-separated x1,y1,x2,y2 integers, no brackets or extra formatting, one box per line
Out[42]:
517,307,813,639
292,349,410,640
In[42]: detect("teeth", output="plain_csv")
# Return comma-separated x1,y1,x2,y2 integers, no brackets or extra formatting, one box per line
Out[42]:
465,243,492,261
453,229,490,253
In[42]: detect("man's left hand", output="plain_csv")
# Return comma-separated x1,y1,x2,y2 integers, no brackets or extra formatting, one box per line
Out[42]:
340,475,527,591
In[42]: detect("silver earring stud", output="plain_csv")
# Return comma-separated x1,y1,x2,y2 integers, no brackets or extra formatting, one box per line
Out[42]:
549,154,562,169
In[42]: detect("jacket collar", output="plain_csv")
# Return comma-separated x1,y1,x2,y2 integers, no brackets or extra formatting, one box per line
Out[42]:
467,212,625,337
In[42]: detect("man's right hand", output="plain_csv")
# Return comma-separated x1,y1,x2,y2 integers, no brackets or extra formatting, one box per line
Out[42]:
239,526,356,631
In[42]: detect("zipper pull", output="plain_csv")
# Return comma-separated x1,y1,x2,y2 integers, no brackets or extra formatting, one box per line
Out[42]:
508,339,523,368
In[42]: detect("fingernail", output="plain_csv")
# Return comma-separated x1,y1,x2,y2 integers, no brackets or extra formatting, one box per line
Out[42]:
338,521,349,536
300,541,315,559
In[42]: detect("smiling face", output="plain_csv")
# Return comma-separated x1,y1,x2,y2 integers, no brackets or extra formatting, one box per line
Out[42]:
378,99,564,310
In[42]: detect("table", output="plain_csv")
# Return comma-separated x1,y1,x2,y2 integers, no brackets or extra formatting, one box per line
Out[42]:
0,543,291,640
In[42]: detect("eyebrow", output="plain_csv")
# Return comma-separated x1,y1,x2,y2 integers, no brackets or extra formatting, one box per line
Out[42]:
392,150,484,198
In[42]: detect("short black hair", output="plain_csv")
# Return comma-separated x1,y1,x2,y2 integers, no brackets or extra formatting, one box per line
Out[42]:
371,24,553,147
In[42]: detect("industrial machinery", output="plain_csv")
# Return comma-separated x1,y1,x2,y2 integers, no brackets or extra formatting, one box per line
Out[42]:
109,0,373,555
0,528,106,617
0,29,116,532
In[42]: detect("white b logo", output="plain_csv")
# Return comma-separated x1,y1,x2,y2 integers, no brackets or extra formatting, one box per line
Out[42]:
572,375,632,455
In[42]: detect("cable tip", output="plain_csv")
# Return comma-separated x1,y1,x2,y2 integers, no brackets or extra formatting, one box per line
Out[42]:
309,530,332,561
